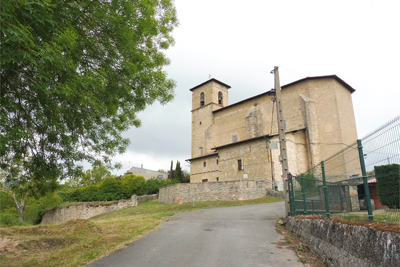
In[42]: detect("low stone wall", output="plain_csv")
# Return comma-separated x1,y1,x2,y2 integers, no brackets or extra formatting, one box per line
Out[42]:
158,180,268,204
137,194,158,203
41,194,156,225
266,189,285,199
285,217,400,267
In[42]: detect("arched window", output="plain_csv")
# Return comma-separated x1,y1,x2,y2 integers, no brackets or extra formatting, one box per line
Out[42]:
218,91,223,105
200,92,205,106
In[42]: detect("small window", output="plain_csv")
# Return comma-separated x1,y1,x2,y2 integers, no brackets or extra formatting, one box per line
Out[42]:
202,179,208,182
232,135,237,143
216,177,219,181
216,159,219,164
218,91,223,105
238,159,242,171
203,161,206,167
200,92,205,106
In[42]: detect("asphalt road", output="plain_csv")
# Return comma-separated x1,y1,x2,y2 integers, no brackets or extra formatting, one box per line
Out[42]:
87,202,304,267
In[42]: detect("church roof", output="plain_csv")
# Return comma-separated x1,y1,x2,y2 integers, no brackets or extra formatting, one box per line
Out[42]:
189,78,231,91
213,75,355,114
282,75,355,93
186,152,218,162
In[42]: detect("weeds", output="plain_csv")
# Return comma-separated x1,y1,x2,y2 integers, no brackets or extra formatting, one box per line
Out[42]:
299,257,307,263
297,244,307,252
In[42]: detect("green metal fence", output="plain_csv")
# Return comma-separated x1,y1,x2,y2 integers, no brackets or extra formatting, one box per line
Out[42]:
290,114,400,224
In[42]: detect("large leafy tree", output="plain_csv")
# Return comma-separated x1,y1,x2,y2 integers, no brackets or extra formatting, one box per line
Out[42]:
1,1,178,185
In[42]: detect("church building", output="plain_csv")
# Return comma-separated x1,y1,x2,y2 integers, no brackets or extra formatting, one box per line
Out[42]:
187,76,359,190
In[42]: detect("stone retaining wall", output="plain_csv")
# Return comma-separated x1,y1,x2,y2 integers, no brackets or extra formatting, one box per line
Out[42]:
266,189,285,199
41,194,157,225
285,217,400,267
158,180,268,204
137,194,158,203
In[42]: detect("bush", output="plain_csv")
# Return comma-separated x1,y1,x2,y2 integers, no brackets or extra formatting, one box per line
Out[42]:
79,185,100,202
121,174,146,197
99,177,124,201
295,173,318,191
143,178,180,195
0,213,20,227
375,164,400,208
24,193,63,224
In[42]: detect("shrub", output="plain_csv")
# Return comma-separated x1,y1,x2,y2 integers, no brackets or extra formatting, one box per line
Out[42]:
121,174,146,197
375,164,400,208
144,178,180,195
99,177,123,201
24,193,63,224
0,213,20,227
79,185,100,202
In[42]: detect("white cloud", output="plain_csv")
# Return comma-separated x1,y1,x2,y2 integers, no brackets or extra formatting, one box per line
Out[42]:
105,0,400,175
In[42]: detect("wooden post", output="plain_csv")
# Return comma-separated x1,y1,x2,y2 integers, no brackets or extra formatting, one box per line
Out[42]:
273,66,291,216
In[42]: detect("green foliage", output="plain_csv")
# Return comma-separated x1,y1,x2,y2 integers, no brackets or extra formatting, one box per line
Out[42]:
99,177,124,201
78,185,101,202
174,160,182,180
24,193,63,224
169,160,173,179
0,193,63,226
375,164,400,208
121,174,146,197
80,166,112,186
1,0,178,186
143,178,179,195
295,173,318,192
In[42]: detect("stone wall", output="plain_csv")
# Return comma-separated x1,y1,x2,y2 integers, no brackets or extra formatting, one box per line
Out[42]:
285,217,400,267
137,194,158,203
266,189,285,199
158,179,268,204
41,194,157,225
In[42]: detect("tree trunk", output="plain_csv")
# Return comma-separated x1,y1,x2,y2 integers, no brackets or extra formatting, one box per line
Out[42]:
12,194,26,221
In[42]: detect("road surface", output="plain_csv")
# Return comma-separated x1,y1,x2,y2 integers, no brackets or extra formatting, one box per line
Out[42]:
88,202,304,267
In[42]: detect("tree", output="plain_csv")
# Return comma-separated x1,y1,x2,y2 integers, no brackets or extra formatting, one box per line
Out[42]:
169,160,173,179
174,160,182,180
1,1,178,186
0,158,58,221
80,166,112,186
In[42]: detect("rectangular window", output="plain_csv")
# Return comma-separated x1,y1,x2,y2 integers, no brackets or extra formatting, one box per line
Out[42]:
216,159,219,164
202,179,208,182
238,159,242,171
216,177,219,181
203,161,206,167
232,135,237,143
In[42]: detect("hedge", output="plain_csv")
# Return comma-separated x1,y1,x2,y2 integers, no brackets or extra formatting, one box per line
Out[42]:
375,164,400,208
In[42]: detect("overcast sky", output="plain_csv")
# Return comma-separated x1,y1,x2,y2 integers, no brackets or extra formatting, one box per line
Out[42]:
111,0,400,175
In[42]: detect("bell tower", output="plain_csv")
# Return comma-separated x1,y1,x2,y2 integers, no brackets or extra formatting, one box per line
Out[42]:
189,78,230,158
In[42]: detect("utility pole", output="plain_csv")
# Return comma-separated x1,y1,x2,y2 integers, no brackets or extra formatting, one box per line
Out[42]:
272,66,291,216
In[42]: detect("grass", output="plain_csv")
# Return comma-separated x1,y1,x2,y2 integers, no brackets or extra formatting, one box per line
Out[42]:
296,211,400,233
331,209,400,225
299,257,307,263
0,196,283,267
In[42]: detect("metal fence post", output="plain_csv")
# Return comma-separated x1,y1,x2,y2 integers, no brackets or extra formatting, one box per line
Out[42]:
357,139,374,221
321,161,331,218
301,174,307,215
288,174,295,216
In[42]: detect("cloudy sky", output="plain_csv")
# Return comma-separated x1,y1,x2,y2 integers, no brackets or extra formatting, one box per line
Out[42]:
111,0,400,175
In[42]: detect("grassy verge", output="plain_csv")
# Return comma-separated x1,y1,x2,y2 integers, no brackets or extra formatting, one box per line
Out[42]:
0,196,283,267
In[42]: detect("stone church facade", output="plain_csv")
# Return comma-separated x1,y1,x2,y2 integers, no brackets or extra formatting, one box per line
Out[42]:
187,76,359,190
